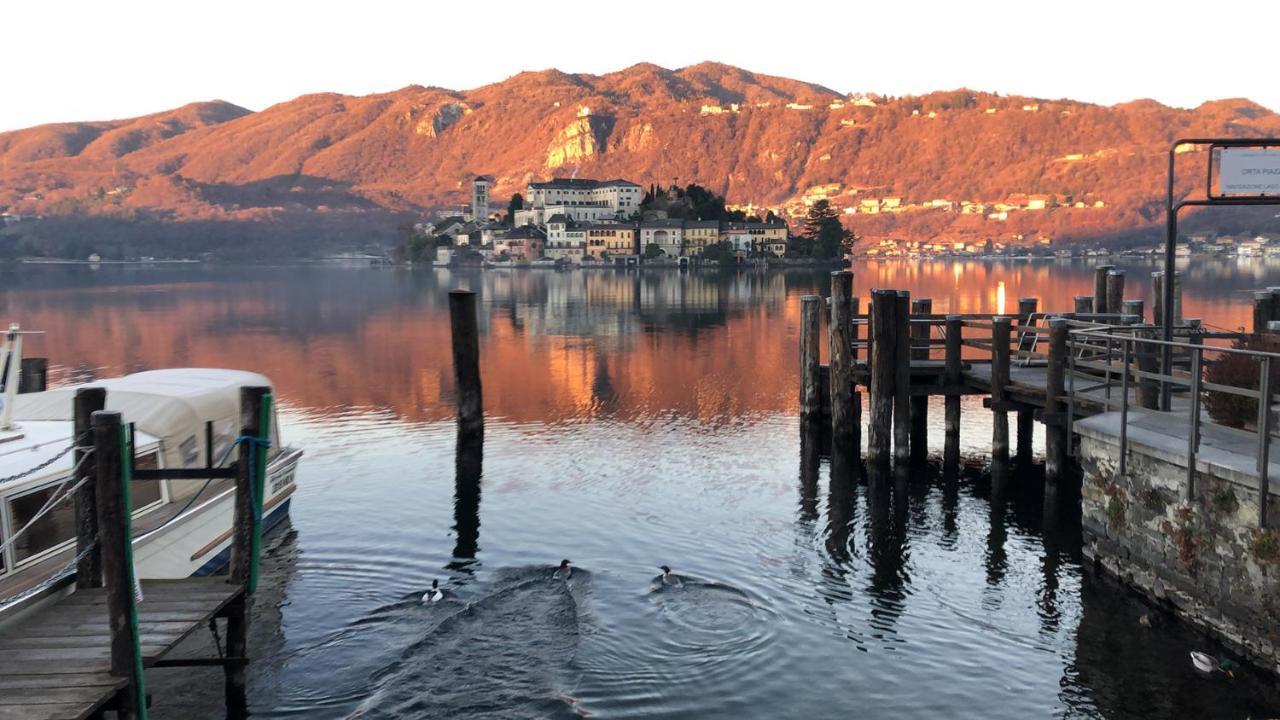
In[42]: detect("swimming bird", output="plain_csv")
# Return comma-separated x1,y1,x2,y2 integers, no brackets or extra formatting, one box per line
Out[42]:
658,565,683,588
555,559,572,581
422,579,444,603
1190,650,1237,677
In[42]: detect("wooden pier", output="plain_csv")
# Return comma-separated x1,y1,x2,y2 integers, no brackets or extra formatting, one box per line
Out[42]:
799,269,1267,486
0,388,272,720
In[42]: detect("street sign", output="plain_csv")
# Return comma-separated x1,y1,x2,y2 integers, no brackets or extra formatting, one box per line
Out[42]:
1220,148,1280,196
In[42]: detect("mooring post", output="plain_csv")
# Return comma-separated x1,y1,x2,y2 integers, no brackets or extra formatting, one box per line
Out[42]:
92,410,141,720
18,357,47,393
1074,295,1093,314
1172,271,1183,326
227,385,270,720
74,387,106,588
1255,292,1274,336
1152,271,1165,326
1106,270,1125,316
1017,297,1039,325
830,272,856,447
800,295,822,423
944,315,962,471
893,290,912,464
1014,297,1038,463
449,290,485,438
910,297,932,462
1093,265,1114,314
991,316,1012,469
1134,323,1160,409
1044,319,1069,486
1122,299,1145,324
868,290,895,464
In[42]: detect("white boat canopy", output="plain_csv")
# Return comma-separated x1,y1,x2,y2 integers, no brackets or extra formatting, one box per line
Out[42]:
14,369,279,469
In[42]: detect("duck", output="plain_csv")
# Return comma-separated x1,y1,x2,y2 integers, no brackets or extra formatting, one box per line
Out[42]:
422,579,445,604
555,559,572,581
1190,650,1237,677
658,564,683,588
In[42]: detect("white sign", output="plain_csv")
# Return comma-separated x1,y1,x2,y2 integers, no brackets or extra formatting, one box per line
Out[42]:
1220,148,1280,195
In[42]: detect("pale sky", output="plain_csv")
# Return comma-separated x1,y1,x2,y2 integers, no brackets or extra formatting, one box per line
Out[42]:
3,0,1276,132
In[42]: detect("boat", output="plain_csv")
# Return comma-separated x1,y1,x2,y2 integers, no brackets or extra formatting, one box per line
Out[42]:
0,330,302,627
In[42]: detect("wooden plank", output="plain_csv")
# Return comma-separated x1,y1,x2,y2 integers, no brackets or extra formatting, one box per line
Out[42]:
4,621,194,639
0,673,122,691
0,643,168,661
0,703,101,720
0,686,121,705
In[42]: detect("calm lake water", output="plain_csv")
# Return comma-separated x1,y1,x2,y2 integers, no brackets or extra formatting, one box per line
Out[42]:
5,258,1280,719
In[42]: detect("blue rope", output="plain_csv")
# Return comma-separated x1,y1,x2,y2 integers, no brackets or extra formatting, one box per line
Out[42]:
136,434,272,540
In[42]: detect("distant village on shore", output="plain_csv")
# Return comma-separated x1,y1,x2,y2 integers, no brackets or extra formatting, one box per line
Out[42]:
407,176,792,268
405,175,1280,268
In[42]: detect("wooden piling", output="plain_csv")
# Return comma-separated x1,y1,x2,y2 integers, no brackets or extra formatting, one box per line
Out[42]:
1044,319,1069,486
1153,272,1165,326
944,315,962,470
1017,297,1039,323
1155,271,1183,326
893,291,911,464
74,387,106,588
910,297,931,462
829,272,856,445
991,316,1012,468
867,290,895,463
449,289,485,437
800,295,822,423
1074,295,1093,314
1105,270,1125,315
1172,270,1182,324
227,385,270,720
1134,323,1160,409
1122,299,1145,323
1013,297,1038,462
92,410,141,720
1093,265,1114,314
1255,292,1274,335
18,357,47,393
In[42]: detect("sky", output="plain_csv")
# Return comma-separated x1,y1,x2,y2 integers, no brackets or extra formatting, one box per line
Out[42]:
3,0,1278,132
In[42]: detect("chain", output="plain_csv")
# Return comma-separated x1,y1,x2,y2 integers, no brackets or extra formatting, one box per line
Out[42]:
0,540,97,611
0,441,80,485
208,618,224,658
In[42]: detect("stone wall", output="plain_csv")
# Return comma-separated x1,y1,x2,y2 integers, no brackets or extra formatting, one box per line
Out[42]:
1077,420,1280,673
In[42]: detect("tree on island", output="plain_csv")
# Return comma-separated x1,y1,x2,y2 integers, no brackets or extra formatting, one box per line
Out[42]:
643,242,664,260
504,193,524,226
701,240,735,263
799,200,854,259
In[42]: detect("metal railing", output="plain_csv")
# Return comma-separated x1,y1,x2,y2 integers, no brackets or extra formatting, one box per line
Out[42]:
1066,325,1280,527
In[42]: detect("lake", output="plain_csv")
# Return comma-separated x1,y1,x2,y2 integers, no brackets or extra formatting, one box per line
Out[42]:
4,258,1280,719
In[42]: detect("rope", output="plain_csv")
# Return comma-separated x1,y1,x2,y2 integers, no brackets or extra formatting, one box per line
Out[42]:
132,434,248,543
0,449,93,557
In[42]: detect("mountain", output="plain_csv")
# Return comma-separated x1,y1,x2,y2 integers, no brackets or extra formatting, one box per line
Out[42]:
2,62,1278,258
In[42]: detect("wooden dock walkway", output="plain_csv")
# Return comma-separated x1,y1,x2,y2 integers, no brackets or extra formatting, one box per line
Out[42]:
0,579,243,720
0,387,273,719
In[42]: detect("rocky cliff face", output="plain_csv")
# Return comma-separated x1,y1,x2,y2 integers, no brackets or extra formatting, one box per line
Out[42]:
2,62,1278,248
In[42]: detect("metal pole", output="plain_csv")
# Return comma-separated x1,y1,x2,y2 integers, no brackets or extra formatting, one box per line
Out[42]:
1161,146,1178,410
1185,346,1203,501
1119,338,1131,477
1258,356,1272,528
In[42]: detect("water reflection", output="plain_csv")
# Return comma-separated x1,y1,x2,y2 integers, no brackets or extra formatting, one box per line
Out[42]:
450,434,482,569
6,261,1280,718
